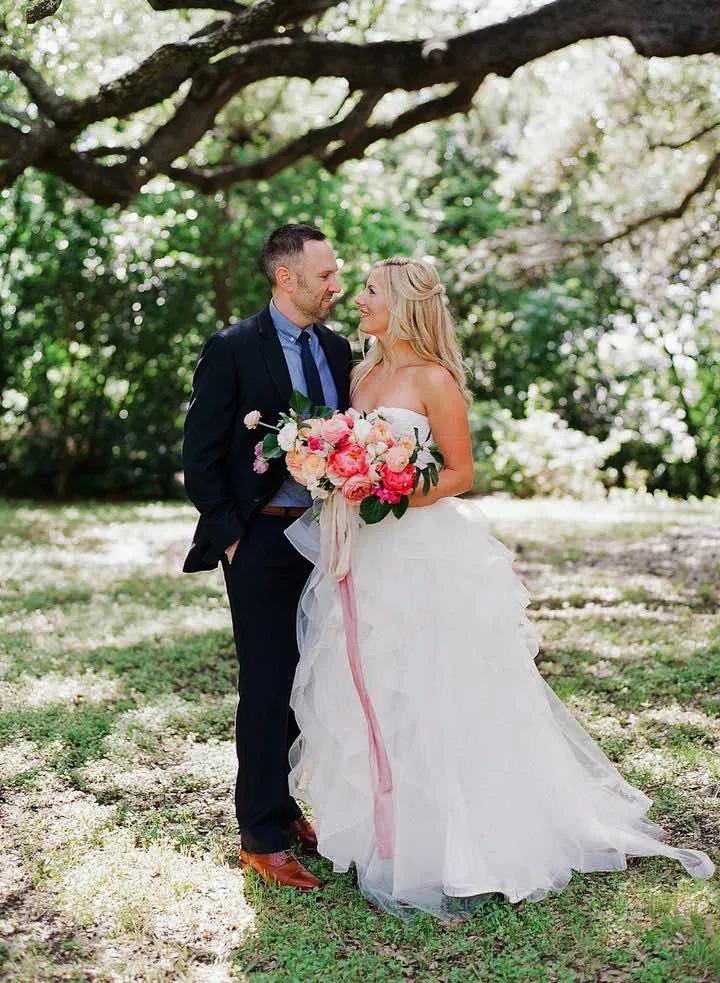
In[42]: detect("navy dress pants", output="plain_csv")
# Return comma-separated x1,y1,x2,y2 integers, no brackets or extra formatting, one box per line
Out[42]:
222,513,312,853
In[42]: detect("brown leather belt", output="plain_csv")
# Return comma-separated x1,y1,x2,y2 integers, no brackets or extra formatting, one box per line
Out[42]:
259,505,307,518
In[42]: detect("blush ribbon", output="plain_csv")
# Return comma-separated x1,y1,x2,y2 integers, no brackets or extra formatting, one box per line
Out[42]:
319,495,395,859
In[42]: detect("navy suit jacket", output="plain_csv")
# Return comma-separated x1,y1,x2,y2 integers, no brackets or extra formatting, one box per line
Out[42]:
182,305,353,572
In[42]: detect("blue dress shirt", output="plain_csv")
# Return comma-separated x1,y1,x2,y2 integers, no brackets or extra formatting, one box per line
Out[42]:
268,300,339,507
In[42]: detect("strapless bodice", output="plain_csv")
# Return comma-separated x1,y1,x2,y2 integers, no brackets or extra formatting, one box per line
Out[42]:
373,406,431,441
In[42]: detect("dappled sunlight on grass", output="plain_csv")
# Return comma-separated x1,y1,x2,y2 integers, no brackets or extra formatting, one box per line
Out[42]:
0,669,124,710
1,497,718,980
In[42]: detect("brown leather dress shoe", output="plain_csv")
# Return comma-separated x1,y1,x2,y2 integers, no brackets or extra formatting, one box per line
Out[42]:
288,816,319,855
239,849,321,891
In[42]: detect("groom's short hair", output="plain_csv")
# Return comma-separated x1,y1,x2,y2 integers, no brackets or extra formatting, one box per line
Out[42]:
262,224,327,285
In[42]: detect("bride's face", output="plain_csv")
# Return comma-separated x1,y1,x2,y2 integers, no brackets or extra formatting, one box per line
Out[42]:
355,274,390,337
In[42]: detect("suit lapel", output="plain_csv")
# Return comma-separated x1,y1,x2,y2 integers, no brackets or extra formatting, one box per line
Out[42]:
257,305,293,405
315,323,351,410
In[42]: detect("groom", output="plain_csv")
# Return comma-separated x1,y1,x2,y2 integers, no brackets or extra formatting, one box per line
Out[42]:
182,224,352,890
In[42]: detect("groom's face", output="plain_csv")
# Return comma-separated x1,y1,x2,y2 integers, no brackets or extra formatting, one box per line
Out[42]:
292,240,341,322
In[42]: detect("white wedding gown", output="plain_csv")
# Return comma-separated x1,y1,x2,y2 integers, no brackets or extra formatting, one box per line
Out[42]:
286,407,714,918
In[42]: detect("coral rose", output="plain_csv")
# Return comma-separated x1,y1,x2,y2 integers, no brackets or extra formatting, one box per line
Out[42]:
379,462,416,496
328,443,368,479
342,473,373,503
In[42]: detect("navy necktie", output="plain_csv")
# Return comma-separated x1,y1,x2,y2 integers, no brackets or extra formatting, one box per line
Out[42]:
298,329,326,408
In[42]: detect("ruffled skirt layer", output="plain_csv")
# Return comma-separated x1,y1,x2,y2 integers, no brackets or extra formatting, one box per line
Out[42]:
288,498,714,917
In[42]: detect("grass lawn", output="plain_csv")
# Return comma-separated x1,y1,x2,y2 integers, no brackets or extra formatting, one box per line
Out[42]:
0,495,718,982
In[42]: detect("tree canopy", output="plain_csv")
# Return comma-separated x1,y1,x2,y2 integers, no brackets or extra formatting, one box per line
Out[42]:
2,0,720,205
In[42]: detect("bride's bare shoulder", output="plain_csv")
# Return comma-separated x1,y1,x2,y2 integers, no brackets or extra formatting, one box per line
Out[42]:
415,361,456,390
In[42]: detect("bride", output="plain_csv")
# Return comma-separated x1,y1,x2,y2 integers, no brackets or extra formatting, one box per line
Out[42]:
286,256,714,918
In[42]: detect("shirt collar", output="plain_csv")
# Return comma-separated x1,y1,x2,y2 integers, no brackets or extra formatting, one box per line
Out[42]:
269,299,314,344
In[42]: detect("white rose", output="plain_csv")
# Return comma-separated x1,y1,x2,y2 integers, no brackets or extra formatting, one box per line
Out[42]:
277,420,298,451
352,418,373,443
416,447,435,468
244,410,262,429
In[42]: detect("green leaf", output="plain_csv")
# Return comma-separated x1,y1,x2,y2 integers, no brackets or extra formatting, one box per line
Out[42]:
312,405,334,419
391,496,409,519
262,433,284,459
433,448,445,467
290,390,312,416
429,464,439,486
360,496,392,524
422,471,431,496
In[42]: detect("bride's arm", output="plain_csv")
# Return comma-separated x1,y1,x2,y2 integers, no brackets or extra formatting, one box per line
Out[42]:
408,366,473,507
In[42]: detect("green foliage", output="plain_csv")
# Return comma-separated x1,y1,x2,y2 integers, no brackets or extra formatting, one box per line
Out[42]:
0,703,125,773
360,496,391,524
1,94,719,499
0,160,417,498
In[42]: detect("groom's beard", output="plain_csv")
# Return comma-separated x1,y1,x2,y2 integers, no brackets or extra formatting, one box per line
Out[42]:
296,282,336,323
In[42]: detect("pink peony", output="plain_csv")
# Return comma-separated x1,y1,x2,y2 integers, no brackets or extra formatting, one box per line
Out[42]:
384,445,411,472
379,462,417,496
342,473,373,503
328,443,368,479
320,415,352,445
307,436,326,452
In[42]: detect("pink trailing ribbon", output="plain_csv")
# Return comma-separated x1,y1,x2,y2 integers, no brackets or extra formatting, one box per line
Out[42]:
319,495,395,859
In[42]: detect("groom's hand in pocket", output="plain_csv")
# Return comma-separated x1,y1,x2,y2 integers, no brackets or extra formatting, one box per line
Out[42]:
225,539,240,564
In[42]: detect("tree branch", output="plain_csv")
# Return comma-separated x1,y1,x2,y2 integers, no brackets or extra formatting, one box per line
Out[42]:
0,122,56,183
5,0,720,204
0,120,27,158
147,0,247,12
55,0,341,126
26,0,64,24
595,149,720,245
0,48,73,120
323,82,479,171
167,90,382,190
648,119,720,150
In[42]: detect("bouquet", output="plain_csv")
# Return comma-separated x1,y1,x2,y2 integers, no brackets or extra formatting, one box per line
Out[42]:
244,390,443,524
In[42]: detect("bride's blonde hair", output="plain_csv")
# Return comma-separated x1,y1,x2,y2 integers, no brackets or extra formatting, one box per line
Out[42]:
350,257,471,404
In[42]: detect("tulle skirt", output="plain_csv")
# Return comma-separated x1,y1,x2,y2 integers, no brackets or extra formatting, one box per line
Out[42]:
287,497,714,918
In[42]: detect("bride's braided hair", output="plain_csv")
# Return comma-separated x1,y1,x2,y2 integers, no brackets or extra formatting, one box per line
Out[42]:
351,256,471,404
